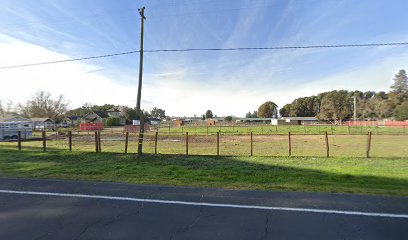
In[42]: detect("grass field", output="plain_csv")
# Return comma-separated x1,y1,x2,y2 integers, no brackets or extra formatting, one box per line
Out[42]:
0,146,407,196
2,132,407,158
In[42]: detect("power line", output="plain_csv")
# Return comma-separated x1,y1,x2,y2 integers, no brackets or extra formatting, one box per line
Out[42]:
1,42,408,70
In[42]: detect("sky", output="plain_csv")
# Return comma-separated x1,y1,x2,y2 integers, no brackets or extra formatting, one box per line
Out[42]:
1,0,408,117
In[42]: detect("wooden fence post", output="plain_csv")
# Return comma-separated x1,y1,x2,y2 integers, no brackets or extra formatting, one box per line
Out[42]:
98,131,102,153
124,132,129,154
155,131,158,154
186,132,189,156
17,131,21,151
94,131,99,153
216,132,220,156
366,131,372,158
42,131,46,152
288,132,292,156
250,132,253,156
325,131,329,158
68,131,72,152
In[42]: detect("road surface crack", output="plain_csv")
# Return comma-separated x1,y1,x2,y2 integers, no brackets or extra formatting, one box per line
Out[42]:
75,218,103,240
259,214,269,240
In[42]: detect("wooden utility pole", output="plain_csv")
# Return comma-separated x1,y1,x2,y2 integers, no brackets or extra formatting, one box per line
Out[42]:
136,7,146,157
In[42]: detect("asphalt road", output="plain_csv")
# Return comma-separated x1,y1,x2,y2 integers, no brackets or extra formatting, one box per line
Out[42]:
0,177,407,240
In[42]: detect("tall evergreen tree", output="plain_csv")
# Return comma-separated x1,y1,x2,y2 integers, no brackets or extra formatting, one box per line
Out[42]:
390,69,408,94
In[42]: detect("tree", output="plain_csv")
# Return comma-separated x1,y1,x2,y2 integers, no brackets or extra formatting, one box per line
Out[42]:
205,110,213,119
257,101,278,118
390,70,408,94
122,107,149,122
150,107,166,119
279,104,291,117
103,117,122,127
245,111,257,118
0,100,14,114
224,116,233,122
18,91,68,120
394,102,408,121
317,90,352,122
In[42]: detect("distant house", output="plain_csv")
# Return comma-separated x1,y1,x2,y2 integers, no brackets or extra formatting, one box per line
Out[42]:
31,118,55,130
271,117,318,126
0,112,31,123
206,119,217,126
106,108,123,118
65,116,82,126
82,111,110,123
174,119,185,127
82,110,126,125
235,118,272,124
149,118,161,125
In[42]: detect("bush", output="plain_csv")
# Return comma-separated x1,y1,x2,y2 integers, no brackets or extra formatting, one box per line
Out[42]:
103,117,122,127
394,102,408,121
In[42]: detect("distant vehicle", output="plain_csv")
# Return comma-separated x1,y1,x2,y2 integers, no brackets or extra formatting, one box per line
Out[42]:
0,121,33,140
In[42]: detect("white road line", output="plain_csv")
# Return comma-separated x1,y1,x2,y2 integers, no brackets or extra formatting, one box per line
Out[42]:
0,189,407,219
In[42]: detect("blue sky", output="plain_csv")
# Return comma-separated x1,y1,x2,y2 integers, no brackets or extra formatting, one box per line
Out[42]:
1,0,408,117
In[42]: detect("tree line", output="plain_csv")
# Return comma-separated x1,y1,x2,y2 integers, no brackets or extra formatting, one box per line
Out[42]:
248,70,408,121
0,91,167,124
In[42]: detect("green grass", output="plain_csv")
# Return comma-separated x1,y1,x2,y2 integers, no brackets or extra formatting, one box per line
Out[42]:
2,133,406,158
0,146,407,196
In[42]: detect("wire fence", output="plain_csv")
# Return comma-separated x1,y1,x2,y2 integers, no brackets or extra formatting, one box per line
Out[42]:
153,124,408,135
1,130,407,158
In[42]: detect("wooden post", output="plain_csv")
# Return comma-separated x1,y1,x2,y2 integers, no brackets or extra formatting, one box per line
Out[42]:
348,125,351,134
250,132,253,156
366,131,372,158
98,131,102,152
68,131,72,152
216,132,220,156
325,131,329,158
185,132,189,156
154,131,158,154
42,131,46,152
124,132,129,154
17,131,21,151
95,131,99,153
288,132,292,156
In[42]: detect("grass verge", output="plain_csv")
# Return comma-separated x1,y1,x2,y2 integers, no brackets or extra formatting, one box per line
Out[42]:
0,147,407,196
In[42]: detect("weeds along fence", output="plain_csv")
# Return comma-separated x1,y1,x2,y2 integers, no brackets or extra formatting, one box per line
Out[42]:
1,130,407,158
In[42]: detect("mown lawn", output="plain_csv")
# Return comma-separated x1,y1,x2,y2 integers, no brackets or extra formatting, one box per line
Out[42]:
0,146,407,196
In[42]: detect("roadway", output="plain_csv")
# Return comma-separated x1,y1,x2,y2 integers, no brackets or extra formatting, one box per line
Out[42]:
0,177,407,239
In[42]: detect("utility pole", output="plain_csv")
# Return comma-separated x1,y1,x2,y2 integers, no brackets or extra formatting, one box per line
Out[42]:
353,96,357,121
136,6,146,157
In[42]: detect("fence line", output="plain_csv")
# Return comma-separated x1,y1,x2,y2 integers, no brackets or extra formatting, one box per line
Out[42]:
3,130,407,158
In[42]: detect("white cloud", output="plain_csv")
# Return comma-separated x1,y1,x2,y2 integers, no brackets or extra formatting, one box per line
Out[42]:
0,35,137,109
1,34,408,118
